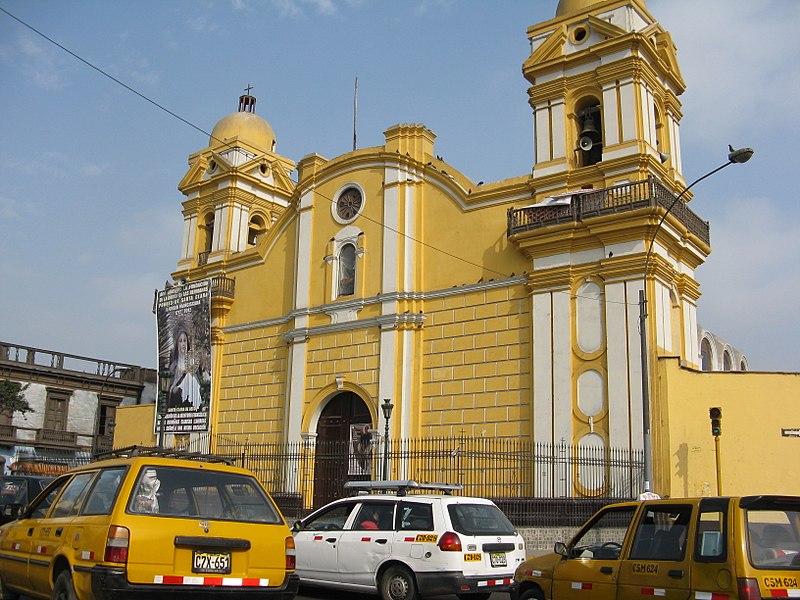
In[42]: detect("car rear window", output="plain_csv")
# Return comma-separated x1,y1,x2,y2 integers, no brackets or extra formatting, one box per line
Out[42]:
128,465,283,524
447,503,515,536
0,479,31,506
746,506,800,569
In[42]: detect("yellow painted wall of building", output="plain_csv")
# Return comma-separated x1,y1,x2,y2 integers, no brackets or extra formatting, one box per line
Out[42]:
216,325,288,442
656,357,800,497
422,284,532,438
114,404,157,447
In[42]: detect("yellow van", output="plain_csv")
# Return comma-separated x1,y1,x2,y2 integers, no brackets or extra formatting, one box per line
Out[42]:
0,447,298,600
511,495,799,600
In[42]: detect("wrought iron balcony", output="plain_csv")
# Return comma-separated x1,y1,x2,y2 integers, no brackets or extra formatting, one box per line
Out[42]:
507,176,710,246
211,275,235,299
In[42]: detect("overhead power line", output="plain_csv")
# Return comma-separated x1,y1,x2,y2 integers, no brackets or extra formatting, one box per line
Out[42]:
0,5,624,305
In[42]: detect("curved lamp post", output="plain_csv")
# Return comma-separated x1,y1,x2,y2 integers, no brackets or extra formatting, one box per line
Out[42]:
381,398,394,480
640,146,753,494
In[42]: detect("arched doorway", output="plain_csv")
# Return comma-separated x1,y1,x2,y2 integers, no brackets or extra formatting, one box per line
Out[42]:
313,392,373,507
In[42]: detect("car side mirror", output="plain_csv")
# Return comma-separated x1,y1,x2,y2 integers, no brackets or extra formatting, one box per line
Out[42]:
554,541,569,557
3,503,25,520
291,520,302,533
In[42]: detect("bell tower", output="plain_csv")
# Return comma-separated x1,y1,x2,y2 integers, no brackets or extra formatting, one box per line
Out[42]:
525,0,687,196
175,90,296,273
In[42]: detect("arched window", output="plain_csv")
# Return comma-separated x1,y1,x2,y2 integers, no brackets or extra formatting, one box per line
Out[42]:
723,351,732,372
248,214,266,246
338,243,356,297
203,213,215,253
577,98,603,167
700,338,713,371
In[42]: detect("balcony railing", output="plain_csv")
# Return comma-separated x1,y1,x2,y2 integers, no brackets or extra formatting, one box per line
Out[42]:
0,424,16,443
507,176,710,245
211,275,235,299
36,428,78,447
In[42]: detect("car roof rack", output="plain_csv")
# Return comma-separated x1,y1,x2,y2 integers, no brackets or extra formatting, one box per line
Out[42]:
344,480,463,496
94,445,233,465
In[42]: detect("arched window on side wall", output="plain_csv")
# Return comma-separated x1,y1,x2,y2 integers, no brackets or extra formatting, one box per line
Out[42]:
723,351,732,372
338,243,356,297
700,338,713,371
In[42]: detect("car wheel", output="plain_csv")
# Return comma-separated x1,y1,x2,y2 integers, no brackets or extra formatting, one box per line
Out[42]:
0,574,19,600
380,565,419,600
520,587,545,600
51,571,77,600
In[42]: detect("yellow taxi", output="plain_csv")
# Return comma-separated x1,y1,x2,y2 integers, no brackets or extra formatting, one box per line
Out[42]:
511,495,800,600
0,446,298,600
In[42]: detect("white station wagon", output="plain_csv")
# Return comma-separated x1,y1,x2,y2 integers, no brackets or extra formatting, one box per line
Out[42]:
292,480,526,600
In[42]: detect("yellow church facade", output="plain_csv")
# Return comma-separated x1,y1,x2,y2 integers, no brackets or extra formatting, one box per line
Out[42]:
117,0,800,501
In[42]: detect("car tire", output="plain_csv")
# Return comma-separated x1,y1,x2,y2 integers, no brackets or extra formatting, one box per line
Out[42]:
380,565,419,600
52,571,77,600
0,574,19,600
520,587,545,600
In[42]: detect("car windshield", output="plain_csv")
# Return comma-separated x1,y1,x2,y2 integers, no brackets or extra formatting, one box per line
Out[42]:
746,504,800,569
127,465,283,524
447,503,515,536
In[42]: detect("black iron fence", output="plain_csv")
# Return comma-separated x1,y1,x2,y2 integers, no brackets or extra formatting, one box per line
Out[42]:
213,436,643,526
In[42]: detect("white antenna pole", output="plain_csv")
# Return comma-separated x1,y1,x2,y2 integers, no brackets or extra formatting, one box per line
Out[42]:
353,77,358,152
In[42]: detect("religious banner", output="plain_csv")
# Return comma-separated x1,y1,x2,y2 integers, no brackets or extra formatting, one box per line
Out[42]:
155,280,212,433
348,423,373,476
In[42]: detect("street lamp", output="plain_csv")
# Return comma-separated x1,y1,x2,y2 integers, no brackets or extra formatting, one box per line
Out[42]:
157,370,172,449
639,146,753,494
381,398,394,480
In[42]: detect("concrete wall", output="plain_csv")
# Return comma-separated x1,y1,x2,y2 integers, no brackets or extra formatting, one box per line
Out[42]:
656,357,800,497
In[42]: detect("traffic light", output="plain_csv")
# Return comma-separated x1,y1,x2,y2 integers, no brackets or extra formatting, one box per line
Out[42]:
709,407,722,436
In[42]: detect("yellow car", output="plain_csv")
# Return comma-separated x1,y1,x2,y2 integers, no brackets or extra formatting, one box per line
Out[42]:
511,495,800,600
0,447,298,600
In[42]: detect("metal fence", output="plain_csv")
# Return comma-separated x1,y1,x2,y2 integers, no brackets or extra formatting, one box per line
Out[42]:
213,436,644,526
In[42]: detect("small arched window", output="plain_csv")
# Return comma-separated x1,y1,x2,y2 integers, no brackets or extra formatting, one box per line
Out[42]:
700,338,713,371
338,243,356,297
202,212,215,253
248,214,266,246
723,351,732,372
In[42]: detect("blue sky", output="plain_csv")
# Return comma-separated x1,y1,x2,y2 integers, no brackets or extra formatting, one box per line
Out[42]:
1,0,798,372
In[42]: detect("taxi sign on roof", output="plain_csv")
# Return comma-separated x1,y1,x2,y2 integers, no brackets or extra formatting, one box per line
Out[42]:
344,480,463,496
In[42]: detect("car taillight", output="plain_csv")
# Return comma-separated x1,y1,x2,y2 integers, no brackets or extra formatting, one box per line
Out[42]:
104,525,129,564
285,536,296,570
738,578,762,600
437,531,462,552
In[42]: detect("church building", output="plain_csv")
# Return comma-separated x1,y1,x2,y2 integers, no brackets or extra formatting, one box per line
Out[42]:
121,0,799,501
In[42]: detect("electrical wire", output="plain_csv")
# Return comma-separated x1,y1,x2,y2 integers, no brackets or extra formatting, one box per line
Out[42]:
0,4,637,306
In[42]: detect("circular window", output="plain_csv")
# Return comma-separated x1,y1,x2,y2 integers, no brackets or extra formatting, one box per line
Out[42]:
207,160,217,173
336,187,363,222
572,26,588,44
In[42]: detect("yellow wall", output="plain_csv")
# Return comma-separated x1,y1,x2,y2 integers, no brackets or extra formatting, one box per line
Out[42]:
114,404,157,447
422,285,532,438
656,357,800,498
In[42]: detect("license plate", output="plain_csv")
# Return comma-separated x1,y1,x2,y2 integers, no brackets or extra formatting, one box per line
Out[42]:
490,552,507,567
192,550,231,574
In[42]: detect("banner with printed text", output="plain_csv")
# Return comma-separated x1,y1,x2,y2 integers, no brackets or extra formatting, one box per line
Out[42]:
155,280,212,434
